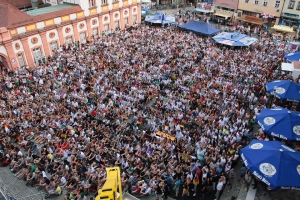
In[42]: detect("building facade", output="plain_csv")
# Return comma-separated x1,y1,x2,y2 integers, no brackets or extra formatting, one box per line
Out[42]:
237,0,284,25
213,0,239,21
0,0,141,70
280,0,300,28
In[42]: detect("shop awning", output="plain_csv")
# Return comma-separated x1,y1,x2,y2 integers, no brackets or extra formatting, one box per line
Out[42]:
194,8,213,13
214,13,232,19
271,25,295,33
236,17,267,25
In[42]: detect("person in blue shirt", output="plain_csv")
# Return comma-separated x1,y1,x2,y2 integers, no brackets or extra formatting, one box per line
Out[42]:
165,175,174,186
217,165,223,176
174,179,181,197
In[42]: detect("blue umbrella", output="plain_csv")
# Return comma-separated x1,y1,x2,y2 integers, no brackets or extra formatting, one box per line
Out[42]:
285,51,300,61
240,140,300,190
142,8,151,13
266,80,300,102
255,107,300,141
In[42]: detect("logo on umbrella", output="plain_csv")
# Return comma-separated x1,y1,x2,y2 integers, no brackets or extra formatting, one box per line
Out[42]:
281,145,296,152
264,117,276,125
274,86,286,94
259,163,277,177
297,165,300,175
293,125,300,135
250,143,264,149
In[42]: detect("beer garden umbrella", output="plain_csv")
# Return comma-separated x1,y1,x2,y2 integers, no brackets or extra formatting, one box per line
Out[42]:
255,107,300,141
240,140,300,190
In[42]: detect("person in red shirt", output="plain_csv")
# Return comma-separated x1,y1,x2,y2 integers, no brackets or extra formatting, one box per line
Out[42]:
61,140,70,150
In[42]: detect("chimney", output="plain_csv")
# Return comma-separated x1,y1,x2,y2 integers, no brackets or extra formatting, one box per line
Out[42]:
31,0,39,9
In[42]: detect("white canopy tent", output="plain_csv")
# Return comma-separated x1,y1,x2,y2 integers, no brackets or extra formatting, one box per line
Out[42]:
281,61,300,80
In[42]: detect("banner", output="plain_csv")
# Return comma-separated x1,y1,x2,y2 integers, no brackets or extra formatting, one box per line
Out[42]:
156,131,175,140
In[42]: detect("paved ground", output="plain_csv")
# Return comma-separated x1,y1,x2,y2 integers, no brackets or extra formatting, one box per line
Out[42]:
255,184,300,200
0,166,49,200
219,159,247,200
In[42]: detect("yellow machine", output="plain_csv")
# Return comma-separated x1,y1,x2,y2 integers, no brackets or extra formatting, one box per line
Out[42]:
95,167,123,200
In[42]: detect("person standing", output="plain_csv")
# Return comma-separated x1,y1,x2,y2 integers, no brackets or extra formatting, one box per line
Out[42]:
244,171,252,191
162,181,169,200
182,185,189,200
192,174,199,196
240,164,246,181
252,174,259,189
215,176,224,200
228,168,236,186
174,178,181,197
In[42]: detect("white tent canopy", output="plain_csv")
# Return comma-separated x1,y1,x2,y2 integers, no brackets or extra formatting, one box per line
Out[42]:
281,61,300,80
141,0,151,3
281,63,294,72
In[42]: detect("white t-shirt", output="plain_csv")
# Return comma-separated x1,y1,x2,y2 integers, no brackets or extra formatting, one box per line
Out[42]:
61,177,67,184
145,187,152,194
217,181,224,191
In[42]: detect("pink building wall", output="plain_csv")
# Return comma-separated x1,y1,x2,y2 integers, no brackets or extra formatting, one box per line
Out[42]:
213,0,238,10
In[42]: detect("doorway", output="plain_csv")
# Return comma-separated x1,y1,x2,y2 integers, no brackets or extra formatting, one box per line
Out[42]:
0,55,10,73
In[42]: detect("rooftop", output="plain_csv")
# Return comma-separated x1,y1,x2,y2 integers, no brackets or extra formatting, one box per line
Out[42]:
0,2,34,28
0,0,43,9
0,2,82,29
25,3,78,16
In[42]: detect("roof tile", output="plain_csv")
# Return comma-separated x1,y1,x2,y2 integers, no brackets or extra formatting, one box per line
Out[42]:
0,2,82,29
0,2,34,29
0,0,43,9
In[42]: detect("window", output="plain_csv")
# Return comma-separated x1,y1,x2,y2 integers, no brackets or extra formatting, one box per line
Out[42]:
263,0,268,6
93,28,98,37
124,17,129,25
32,47,45,64
66,36,73,44
17,54,25,67
245,0,249,3
133,15,137,23
102,0,106,4
275,0,280,7
288,0,295,8
50,42,58,50
80,32,86,43
114,21,119,30
297,1,300,9
89,0,96,7
32,48,42,61
104,24,109,31
254,0,259,5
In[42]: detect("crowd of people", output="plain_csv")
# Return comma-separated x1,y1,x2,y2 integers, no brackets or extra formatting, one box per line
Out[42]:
0,22,296,200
